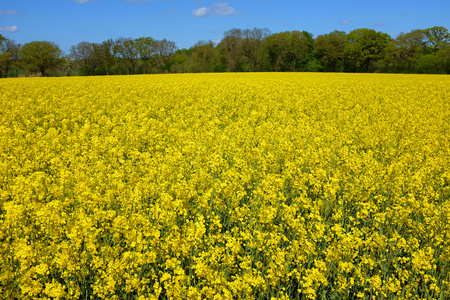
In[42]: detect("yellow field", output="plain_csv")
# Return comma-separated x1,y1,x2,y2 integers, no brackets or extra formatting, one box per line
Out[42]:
1,73,449,299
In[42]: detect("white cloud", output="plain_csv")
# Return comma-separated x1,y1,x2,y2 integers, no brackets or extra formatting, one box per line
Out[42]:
0,25,18,32
192,7,210,18
0,9,18,15
340,20,351,25
192,2,242,18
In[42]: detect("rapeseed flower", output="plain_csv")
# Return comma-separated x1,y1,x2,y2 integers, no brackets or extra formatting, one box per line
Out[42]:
1,73,449,299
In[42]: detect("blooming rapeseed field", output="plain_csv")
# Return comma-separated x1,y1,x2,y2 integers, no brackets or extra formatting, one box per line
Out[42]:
1,73,449,299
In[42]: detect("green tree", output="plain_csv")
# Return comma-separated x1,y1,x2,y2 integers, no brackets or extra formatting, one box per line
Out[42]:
412,54,447,74
97,39,117,75
315,30,346,72
135,36,155,73
344,28,391,72
424,26,450,52
0,34,11,77
185,40,218,73
383,29,427,72
217,28,245,72
153,39,177,73
169,48,191,73
265,31,314,71
439,45,450,73
116,37,139,75
241,28,271,72
20,41,63,76
0,35,21,77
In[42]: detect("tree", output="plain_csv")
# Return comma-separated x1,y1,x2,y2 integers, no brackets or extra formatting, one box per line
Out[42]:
61,55,74,76
169,48,191,73
97,39,117,75
315,30,346,72
383,29,427,72
0,34,8,77
0,35,21,77
344,28,391,72
265,31,314,71
412,53,448,74
70,41,94,74
438,45,450,73
0,34,11,77
135,36,155,73
242,28,271,71
7,40,21,77
20,41,63,76
264,32,288,71
424,26,450,52
217,28,271,72
185,40,218,73
116,37,139,75
217,28,246,72
153,39,177,73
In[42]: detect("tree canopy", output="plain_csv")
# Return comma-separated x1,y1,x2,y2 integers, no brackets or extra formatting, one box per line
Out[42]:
20,41,63,76
344,28,392,72
1,26,449,77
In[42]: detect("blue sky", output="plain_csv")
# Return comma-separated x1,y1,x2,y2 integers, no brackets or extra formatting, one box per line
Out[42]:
1,0,449,54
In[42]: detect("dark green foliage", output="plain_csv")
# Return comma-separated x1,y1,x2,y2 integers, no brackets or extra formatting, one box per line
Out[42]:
412,54,448,74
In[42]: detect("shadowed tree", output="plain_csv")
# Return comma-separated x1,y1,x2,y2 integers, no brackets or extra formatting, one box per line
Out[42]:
20,41,63,76
383,29,427,72
70,41,94,74
0,35,21,77
438,44,450,73
153,39,177,73
135,36,155,73
242,28,271,71
265,30,314,71
8,39,22,77
0,34,8,77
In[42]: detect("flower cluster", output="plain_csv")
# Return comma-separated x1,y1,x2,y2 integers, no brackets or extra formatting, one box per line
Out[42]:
1,73,449,299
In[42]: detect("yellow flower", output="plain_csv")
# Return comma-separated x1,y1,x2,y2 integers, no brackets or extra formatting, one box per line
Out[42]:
44,280,66,299
1,73,449,299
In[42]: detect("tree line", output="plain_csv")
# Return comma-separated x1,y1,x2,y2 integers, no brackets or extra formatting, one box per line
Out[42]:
1,26,449,77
